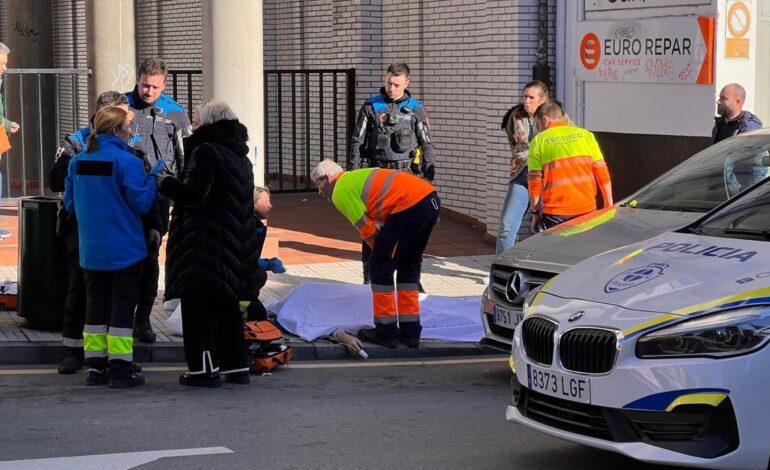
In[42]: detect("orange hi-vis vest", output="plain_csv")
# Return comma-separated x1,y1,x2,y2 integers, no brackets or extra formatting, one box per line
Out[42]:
528,122,612,216
332,168,435,246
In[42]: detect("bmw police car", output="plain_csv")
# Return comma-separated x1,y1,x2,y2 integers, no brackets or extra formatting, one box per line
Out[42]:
482,128,770,351
506,177,770,469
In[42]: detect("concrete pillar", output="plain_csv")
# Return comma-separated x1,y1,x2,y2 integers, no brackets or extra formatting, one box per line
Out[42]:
85,0,136,116
202,0,264,185
5,0,55,194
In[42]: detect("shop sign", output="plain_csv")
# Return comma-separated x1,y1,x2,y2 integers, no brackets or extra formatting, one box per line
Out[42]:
576,16,715,84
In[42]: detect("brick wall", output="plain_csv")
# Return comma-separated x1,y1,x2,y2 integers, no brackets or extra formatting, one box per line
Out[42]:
0,0,5,42
263,0,557,241
134,0,203,117
52,0,88,141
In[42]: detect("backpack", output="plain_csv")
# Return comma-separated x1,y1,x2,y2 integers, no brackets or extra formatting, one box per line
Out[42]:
243,320,293,375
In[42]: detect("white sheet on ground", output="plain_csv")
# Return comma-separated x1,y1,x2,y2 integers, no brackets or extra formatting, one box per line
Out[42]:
273,282,483,342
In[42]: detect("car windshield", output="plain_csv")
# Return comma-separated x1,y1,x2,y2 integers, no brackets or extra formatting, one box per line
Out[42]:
692,179,770,240
625,132,770,212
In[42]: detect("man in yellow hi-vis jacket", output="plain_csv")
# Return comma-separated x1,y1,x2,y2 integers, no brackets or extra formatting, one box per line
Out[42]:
311,159,440,349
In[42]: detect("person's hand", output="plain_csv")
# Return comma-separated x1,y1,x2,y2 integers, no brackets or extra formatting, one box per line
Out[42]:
267,257,286,274
149,159,166,176
147,229,161,253
9,122,19,134
531,213,544,233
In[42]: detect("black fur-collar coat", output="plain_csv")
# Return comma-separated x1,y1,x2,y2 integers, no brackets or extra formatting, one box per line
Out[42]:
160,119,265,301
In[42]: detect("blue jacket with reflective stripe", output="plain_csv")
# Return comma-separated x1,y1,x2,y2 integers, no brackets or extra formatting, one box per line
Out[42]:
64,134,158,270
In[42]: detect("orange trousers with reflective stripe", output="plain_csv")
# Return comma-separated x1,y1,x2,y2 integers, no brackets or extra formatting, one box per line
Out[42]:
369,192,439,341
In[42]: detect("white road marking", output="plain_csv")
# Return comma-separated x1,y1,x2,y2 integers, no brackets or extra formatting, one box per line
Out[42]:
0,447,233,470
0,356,508,375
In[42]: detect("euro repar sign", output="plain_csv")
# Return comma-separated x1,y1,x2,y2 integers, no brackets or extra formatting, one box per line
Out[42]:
576,16,715,84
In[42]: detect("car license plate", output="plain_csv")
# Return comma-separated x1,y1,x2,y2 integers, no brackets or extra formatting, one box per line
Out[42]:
493,305,522,329
526,364,591,404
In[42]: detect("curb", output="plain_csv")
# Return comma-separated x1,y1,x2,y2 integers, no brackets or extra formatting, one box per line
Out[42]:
0,339,504,366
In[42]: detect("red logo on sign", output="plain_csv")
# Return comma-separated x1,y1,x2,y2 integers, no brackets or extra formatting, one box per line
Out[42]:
580,33,601,70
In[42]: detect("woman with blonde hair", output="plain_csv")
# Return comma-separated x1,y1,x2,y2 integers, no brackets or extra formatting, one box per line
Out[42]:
64,106,162,388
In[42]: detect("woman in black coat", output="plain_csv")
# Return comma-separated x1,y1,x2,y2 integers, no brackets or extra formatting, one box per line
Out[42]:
160,99,263,387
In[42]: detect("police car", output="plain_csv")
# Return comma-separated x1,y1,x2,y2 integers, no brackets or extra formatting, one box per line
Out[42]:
506,177,770,469
482,128,770,351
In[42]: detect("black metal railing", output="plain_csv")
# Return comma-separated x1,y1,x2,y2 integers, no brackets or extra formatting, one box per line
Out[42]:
168,69,203,123
263,68,356,192
1,68,91,200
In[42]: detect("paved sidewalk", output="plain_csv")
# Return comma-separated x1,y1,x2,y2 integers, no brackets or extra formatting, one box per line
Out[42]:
0,192,499,365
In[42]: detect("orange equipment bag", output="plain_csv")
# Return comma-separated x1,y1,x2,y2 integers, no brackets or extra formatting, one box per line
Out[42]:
0,281,17,310
243,320,293,375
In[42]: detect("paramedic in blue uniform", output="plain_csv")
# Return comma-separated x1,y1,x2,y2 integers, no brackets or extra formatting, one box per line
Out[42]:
348,63,435,284
49,91,131,374
125,57,191,344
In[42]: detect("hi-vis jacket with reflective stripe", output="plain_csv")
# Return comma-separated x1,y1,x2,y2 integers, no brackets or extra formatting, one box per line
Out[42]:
528,122,612,216
332,168,435,246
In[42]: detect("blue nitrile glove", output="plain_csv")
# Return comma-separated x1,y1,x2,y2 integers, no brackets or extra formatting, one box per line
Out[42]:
259,257,286,273
149,159,166,176
269,257,286,273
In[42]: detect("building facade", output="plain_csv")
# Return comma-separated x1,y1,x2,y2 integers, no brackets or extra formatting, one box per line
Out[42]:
0,0,767,244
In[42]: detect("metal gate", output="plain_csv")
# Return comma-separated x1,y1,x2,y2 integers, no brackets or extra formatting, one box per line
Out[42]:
1,68,91,200
0,68,202,201
263,68,356,192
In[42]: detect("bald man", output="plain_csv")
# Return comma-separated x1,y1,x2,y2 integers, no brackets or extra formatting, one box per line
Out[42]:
712,83,763,144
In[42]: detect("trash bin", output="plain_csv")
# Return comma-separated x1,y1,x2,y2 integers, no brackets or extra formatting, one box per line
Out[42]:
17,196,67,330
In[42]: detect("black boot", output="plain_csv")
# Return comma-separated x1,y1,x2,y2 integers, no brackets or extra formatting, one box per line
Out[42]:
58,346,84,374
179,371,222,388
357,327,398,349
84,358,108,386
399,323,423,349
223,371,250,384
108,359,145,388
133,304,157,343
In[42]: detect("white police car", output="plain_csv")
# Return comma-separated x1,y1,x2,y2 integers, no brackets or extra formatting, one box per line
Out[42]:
507,177,770,469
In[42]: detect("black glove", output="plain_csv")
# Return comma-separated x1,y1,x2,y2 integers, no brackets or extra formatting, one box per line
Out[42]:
147,229,161,253
423,165,435,182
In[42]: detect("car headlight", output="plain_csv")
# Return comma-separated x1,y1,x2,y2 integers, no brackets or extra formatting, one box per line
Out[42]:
636,307,770,359
522,285,543,314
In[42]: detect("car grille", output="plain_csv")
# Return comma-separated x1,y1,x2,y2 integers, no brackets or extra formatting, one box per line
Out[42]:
487,319,515,339
522,389,613,440
522,317,557,365
559,328,618,374
489,265,552,308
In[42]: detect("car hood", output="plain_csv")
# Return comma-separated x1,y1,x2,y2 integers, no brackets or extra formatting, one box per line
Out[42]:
496,207,702,273
534,231,770,334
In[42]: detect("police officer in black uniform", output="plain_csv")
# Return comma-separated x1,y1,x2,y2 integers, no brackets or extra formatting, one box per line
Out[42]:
348,63,435,284
125,57,191,343
50,91,131,373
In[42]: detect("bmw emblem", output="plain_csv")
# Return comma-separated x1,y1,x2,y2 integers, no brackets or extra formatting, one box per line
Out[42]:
568,310,585,322
505,271,528,303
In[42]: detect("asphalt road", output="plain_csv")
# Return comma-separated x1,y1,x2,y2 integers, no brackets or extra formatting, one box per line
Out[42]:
0,357,680,469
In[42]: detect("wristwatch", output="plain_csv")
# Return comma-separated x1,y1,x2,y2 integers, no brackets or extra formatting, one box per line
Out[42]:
530,209,539,214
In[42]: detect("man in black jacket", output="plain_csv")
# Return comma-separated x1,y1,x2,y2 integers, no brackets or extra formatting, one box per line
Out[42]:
348,63,435,285
712,83,763,144
125,57,191,343
49,90,130,374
